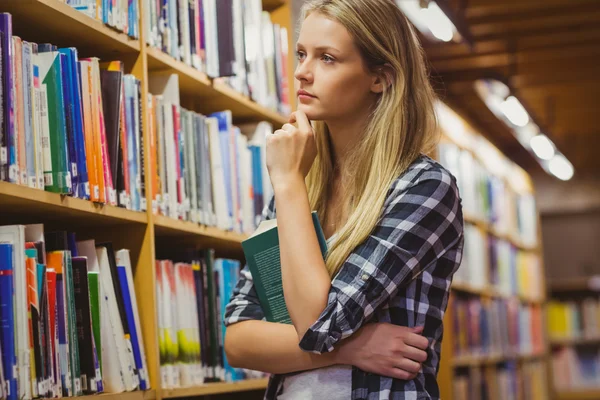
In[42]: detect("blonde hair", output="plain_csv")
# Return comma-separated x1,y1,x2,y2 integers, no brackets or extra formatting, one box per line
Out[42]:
301,0,440,277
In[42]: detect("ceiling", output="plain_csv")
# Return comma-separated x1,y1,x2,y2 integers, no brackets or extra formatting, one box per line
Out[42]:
421,0,600,179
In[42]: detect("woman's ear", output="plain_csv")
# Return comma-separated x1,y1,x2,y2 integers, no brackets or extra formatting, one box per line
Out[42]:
371,63,394,94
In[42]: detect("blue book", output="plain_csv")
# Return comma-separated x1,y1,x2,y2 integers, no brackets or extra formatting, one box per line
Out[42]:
59,48,89,199
116,265,147,389
211,111,234,230
59,50,78,196
0,14,15,183
0,243,17,400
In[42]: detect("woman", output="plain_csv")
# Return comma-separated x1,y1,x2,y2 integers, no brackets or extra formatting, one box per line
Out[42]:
224,0,464,398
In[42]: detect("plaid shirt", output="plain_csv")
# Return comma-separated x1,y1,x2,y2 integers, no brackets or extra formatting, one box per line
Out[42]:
224,155,464,400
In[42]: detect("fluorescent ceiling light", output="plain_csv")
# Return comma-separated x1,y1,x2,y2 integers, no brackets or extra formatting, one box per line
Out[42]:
396,0,457,43
530,134,555,161
420,3,454,42
548,155,574,181
474,78,574,181
500,96,529,127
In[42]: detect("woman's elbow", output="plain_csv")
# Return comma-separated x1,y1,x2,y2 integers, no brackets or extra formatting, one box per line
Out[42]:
224,325,243,368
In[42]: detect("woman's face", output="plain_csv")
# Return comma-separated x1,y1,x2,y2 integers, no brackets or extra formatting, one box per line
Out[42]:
294,12,379,122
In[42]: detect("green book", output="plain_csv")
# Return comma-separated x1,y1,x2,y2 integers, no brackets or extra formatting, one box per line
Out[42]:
36,50,71,194
87,271,101,373
241,211,328,324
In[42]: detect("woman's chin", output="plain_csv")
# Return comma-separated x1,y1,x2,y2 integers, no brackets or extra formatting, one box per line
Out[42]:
297,104,323,121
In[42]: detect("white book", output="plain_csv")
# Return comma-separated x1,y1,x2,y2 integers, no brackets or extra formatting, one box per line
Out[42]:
185,112,198,223
93,245,134,392
179,0,191,66
206,117,229,230
115,249,149,390
164,103,179,220
174,263,193,387
0,225,31,400
203,0,219,77
22,42,36,189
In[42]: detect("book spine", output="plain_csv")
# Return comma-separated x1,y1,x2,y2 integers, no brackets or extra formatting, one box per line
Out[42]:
25,250,39,397
94,60,116,206
59,49,79,197
0,244,17,400
119,74,130,209
136,79,145,211
79,61,100,202
38,50,71,193
22,42,36,188
0,15,16,182
71,257,96,393
14,37,26,186
63,252,82,396
70,49,90,199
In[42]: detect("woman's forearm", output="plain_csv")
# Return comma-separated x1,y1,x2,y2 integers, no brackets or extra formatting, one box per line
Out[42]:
225,320,338,374
274,175,332,340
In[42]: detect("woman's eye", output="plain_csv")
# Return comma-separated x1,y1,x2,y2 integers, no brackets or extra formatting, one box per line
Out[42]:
296,51,306,61
321,54,335,64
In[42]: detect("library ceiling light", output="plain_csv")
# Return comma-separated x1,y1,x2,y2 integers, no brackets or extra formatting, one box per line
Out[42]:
474,78,575,181
396,0,473,46
530,134,555,161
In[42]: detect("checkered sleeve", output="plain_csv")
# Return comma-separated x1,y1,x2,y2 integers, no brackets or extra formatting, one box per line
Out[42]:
298,166,464,354
223,196,276,326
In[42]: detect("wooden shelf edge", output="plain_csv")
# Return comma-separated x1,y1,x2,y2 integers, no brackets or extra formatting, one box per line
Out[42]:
0,181,147,224
262,0,288,12
555,389,600,400
451,281,545,304
463,213,539,252
4,0,141,52
162,379,270,398
452,351,547,367
153,215,248,243
550,336,600,346
75,389,156,400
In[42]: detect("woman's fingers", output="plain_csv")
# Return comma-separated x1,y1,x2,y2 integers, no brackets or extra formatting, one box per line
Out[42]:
383,367,418,381
401,345,428,363
394,358,422,374
404,332,429,350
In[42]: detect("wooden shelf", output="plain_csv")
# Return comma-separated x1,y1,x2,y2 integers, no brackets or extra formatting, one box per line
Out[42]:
162,379,270,398
452,351,546,367
262,0,288,11
549,277,600,293
555,389,600,400
0,181,147,227
463,213,539,253
451,281,545,305
146,46,288,127
153,215,247,256
0,0,140,57
550,336,600,347
76,390,156,400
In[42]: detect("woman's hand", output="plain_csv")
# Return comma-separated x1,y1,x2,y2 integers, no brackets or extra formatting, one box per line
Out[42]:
266,110,317,190
336,323,429,380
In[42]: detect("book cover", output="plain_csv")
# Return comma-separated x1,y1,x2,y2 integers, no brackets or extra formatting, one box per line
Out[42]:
0,14,15,183
0,243,17,400
71,257,97,393
37,47,71,193
14,36,26,186
241,211,327,324
115,249,149,390
25,248,40,397
0,225,32,400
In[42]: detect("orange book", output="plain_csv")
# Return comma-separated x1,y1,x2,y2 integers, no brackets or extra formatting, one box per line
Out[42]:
148,94,159,214
80,60,101,202
25,250,39,396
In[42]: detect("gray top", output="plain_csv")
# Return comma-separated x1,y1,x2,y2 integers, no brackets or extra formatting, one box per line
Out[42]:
277,233,352,400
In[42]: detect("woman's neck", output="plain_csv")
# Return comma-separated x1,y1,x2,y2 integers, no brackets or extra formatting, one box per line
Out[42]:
325,108,371,172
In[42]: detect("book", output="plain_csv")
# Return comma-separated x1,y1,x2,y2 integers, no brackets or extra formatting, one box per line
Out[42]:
241,211,328,324
0,243,17,400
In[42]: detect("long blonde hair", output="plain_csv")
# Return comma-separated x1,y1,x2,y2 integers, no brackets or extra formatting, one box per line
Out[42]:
301,0,440,277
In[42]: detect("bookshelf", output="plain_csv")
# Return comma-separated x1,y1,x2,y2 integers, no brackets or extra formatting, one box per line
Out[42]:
434,102,549,400
0,0,289,398
547,279,600,397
